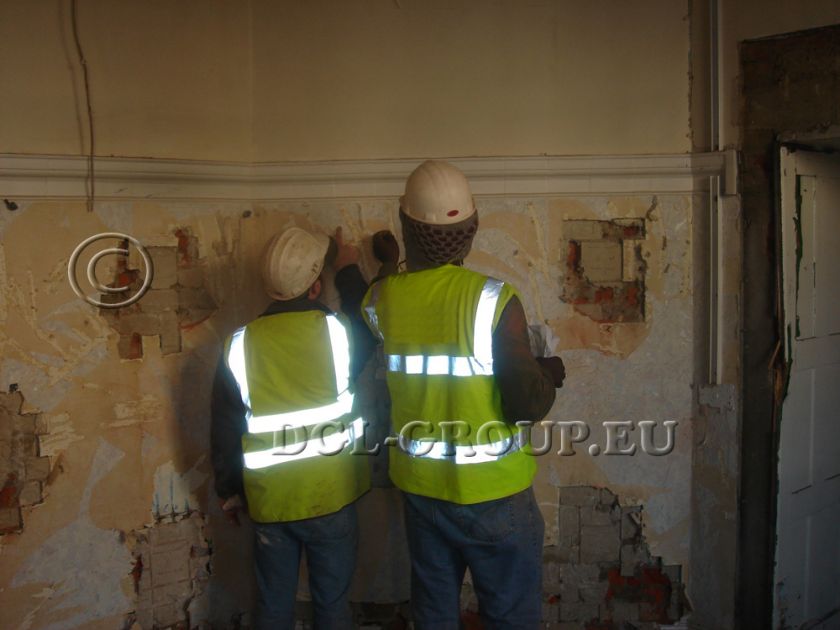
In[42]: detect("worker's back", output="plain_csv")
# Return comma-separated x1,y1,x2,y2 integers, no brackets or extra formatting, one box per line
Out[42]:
363,264,536,504
226,309,370,523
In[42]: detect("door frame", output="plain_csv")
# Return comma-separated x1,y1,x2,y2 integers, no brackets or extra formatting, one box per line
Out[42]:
773,141,840,628
737,25,840,627
738,135,839,628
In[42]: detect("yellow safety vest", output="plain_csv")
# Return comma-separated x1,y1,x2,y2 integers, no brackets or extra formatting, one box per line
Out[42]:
362,265,536,504
225,310,370,522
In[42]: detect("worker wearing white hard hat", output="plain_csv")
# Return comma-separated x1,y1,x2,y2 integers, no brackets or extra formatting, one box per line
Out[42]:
211,225,371,629
261,227,331,300
362,160,566,628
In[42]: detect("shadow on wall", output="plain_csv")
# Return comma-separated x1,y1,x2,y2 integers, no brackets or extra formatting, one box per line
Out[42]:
105,225,256,627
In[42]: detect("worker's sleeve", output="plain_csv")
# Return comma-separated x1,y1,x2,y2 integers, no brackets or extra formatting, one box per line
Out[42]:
335,261,397,381
492,296,556,423
334,264,378,383
210,353,247,500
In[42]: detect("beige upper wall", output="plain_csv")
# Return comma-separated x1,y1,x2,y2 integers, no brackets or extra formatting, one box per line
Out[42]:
1,0,691,162
252,0,691,161
0,0,252,161
720,0,840,148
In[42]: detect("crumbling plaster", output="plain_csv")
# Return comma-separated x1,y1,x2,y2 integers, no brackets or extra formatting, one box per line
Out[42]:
0,192,698,627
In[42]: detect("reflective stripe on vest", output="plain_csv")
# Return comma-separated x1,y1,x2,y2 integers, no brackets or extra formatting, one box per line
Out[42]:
228,314,353,435
243,417,365,469
372,277,503,377
399,429,526,465
364,281,384,342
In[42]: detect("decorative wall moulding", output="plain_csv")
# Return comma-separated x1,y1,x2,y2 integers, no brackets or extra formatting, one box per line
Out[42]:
0,152,734,201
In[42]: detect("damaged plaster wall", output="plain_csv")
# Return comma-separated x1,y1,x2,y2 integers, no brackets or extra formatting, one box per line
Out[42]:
0,391,49,533
0,2,717,627
0,201,252,628
464,195,696,584
0,190,698,628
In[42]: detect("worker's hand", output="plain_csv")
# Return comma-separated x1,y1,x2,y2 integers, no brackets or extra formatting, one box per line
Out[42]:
536,356,565,388
373,230,399,264
219,495,245,526
332,227,360,272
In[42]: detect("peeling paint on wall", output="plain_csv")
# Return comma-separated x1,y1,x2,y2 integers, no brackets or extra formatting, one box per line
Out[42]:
0,194,697,628
11,438,132,628
152,457,209,521
470,195,695,574
110,396,163,429
37,413,81,458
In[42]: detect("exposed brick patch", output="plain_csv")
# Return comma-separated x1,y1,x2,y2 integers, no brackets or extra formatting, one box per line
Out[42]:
118,332,144,361
605,566,675,624
293,488,685,629
126,512,211,629
0,473,18,508
174,228,199,267
561,219,646,323
0,391,47,534
172,228,217,330
543,486,687,627
100,228,217,359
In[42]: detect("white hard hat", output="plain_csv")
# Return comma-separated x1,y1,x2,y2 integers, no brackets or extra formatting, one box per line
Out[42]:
401,160,476,225
262,227,329,300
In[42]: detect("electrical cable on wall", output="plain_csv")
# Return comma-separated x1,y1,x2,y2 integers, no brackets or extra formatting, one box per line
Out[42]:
70,0,95,212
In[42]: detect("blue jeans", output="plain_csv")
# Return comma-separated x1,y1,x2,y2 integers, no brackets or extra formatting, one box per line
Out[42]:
403,487,544,630
252,503,358,630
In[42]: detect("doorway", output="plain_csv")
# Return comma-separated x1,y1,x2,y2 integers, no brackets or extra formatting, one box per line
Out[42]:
775,145,840,629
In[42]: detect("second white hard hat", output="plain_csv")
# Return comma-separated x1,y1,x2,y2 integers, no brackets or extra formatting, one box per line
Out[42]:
401,160,476,225
262,227,329,300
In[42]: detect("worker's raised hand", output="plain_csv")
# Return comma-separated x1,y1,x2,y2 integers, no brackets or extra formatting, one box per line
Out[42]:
373,230,399,264
332,227,360,272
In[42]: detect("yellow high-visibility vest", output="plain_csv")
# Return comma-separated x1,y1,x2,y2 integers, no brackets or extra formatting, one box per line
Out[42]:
225,310,370,522
362,265,536,504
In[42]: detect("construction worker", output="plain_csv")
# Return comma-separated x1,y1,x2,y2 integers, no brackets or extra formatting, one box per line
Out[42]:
362,160,565,628
211,226,370,630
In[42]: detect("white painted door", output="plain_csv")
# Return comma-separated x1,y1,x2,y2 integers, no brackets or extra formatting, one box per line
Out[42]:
775,147,840,630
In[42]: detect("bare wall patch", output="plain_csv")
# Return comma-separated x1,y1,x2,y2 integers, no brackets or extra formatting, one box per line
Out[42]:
11,439,133,627
0,391,49,534
562,219,647,323
100,228,217,359
462,485,689,627
126,512,211,629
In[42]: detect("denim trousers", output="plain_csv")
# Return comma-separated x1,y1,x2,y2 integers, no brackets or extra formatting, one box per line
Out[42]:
252,502,358,630
403,487,544,630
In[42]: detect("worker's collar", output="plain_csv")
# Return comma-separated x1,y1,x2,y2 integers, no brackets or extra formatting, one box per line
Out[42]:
260,295,331,317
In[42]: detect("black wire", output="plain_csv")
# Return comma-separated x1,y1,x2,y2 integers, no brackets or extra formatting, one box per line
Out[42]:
70,0,95,212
